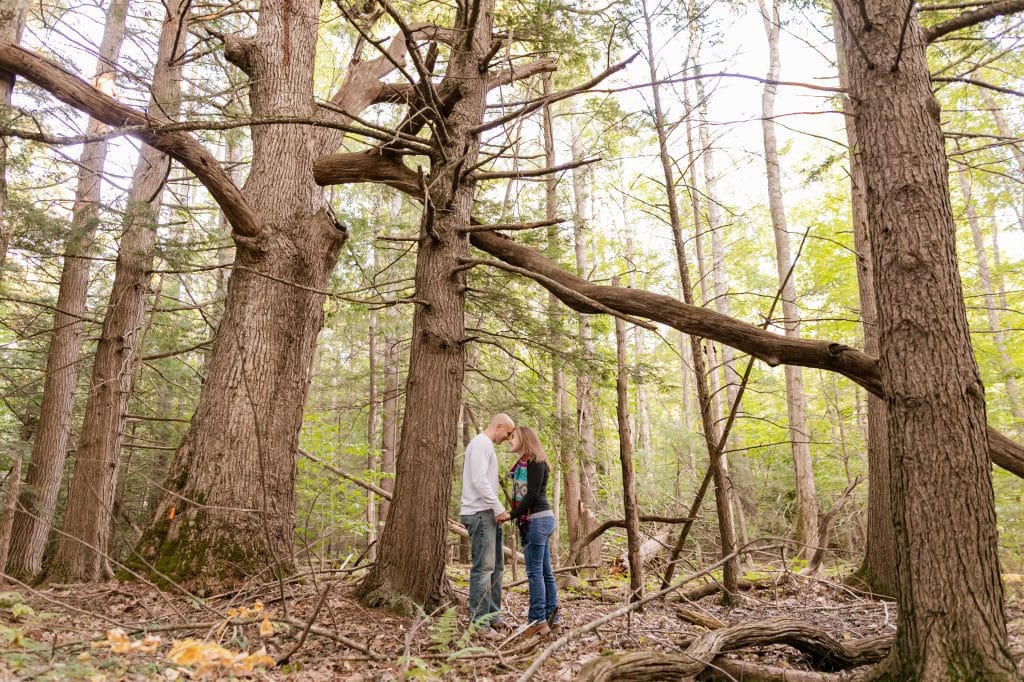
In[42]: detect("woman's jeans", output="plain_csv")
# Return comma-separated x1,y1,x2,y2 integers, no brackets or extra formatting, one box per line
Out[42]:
522,515,558,623
460,510,504,625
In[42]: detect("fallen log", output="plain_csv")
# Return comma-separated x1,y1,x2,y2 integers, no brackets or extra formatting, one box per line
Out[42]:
578,617,892,681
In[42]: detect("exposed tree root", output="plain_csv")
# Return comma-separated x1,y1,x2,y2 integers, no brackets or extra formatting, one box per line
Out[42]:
705,659,864,681
578,617,891,681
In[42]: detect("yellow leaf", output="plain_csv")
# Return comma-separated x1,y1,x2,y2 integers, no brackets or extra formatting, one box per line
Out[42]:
259,617,274,638
167,640,207,666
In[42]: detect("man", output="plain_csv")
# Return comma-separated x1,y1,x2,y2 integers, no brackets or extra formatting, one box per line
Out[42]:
460,413,515,629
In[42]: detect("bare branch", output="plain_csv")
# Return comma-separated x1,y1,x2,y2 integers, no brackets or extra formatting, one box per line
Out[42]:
457,218,565,233
470,157,600,181
932,75,1024,98
473,53,639,133
0,44,264,240
924,0,1024,40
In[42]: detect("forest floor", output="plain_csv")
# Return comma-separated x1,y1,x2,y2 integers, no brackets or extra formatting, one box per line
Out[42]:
2,561,1024,681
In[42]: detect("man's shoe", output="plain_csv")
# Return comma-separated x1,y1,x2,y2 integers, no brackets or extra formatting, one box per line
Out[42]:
474,627,504,642
522,620,550,638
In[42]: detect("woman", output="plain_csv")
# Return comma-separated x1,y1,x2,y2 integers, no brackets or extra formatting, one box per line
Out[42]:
508,425,560,636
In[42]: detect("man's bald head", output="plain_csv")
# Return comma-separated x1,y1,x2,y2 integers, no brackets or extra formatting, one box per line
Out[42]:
486,413,516,444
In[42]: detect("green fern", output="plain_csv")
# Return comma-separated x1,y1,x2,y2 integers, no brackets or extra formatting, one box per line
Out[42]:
426,607,460,652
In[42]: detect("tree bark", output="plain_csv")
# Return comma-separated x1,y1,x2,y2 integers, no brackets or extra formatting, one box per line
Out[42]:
6,0,129,580
835,0,1019,676
757,0,819,561
356,0,494,609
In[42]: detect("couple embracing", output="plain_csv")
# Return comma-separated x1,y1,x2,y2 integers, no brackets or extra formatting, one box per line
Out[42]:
458,413,560,639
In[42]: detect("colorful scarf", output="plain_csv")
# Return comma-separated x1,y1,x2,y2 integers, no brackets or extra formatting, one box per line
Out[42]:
510,454,530,529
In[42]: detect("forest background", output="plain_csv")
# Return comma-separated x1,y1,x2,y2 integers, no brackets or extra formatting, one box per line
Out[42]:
0,0,1022,676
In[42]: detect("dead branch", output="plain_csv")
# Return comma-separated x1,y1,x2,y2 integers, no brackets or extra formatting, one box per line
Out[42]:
487,57,558,90
456,257,656,331
310,152,1024,482
801,477,861,576
299,449,522,562
516,547,757,682
577,617,892,681
473,53,639,133
680,577,762,601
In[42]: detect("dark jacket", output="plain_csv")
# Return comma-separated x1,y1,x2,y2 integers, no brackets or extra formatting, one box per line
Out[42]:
509,460,551,519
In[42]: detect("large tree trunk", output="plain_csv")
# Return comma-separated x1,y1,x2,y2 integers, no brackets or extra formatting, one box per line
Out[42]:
757,0,819,561
0,0,27,281
0,0,28,565
356,0,493,609
836,0,1018,676
45,0,188,584
131,0,347,586
6,0,129,579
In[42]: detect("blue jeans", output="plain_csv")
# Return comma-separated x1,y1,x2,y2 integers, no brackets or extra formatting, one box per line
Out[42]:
522,515,558,623
460,511,504,625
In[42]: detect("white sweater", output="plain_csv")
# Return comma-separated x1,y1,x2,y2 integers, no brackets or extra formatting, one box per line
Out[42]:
459,433,505,516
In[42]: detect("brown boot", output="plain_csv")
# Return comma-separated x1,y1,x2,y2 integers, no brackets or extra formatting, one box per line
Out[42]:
522,620,550,638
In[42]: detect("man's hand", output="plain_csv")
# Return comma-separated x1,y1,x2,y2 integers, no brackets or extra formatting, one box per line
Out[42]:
497,512,511,523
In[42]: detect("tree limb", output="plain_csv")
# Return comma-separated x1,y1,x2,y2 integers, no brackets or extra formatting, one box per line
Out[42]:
464,230,1024,479
307,148,1024,481
924,0,1024,41
0,44,264,240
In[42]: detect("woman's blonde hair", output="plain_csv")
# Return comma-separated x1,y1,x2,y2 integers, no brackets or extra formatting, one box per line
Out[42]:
514,426,549,468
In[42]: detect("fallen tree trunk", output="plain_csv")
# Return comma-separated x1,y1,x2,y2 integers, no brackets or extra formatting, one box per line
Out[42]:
577,617,892,681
